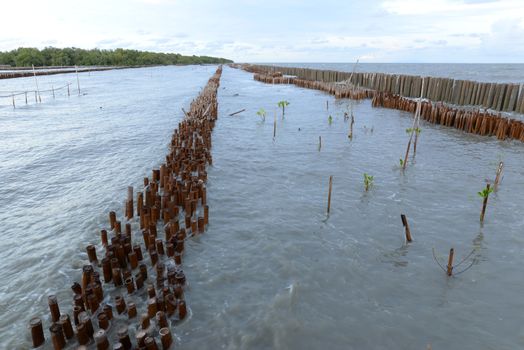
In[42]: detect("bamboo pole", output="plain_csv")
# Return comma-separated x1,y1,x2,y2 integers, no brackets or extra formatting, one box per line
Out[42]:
400,214,412,242
480,183,491,223
446,248,454,276
75,65,81,95
273,111,276,139
403,78,425,169
494,161,504,189
327,176,333,215
349,114,354,139
32,64,41,102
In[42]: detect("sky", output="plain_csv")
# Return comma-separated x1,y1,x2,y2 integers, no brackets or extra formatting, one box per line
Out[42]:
0,0,523,63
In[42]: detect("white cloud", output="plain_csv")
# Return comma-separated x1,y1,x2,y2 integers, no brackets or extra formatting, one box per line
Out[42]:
0,0,523,62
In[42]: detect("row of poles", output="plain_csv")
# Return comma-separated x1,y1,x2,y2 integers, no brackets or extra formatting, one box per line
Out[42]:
0,65,117,80
240,64,524,114
244,65,524,143
0,65,81,108
372,93,524,142
240,64,504,277
253,72,374,100
28,66,223,349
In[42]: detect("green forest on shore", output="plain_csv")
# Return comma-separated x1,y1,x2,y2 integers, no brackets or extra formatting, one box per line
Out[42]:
0,47,233,67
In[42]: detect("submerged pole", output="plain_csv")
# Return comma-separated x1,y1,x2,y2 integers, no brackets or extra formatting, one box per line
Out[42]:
446,248,454,276
400,214,412,242
494,162,504,189
480,183,491,223
327,175,333,215
32,65,41,102
75,65,81,95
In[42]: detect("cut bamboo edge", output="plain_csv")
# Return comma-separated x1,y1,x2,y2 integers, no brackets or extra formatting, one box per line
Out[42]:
234,64,524,143
28,66,223,349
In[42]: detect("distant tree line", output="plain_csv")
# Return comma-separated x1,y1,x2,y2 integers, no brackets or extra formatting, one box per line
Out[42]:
0,47,233,67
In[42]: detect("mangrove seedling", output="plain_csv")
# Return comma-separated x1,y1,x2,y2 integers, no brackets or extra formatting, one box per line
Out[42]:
257,108,267,120
256,108,266,121
399,158,404,167
405,127,421,134
328,115,333,125
478,183,493,223
363,173,374,191
277,100,290,117
257,108,266,121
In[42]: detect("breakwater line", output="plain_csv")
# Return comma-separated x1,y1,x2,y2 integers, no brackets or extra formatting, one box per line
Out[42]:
253,73,373,100
0,66,126,80
240,64,524,114
28,66,222,349
238,64,524,142
372,92,524,142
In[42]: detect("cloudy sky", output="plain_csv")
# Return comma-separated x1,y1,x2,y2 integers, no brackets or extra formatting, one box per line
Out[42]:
0,0,523,62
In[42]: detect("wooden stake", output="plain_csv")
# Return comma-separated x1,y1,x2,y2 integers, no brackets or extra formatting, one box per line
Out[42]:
75,65,81,95
273,111,276,139
326,100,329,110
400,214,412,242
403,78,425,169
446,248,454,276
32,64,41,103
29,317,45,347
494,161,503,189
11,94,15,109
52,85,55,99
229,108,245,116
480,183,491,223
318,136,322,151
127,186,134,219
349,115,354,139
327,175,333,215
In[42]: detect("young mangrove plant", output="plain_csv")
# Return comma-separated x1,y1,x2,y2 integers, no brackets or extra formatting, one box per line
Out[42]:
478,183,493,223
328,115,333,125
277,100,290,118
363,173,374,191
399,158,404,168
405,127,421,135
256,108,266,121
